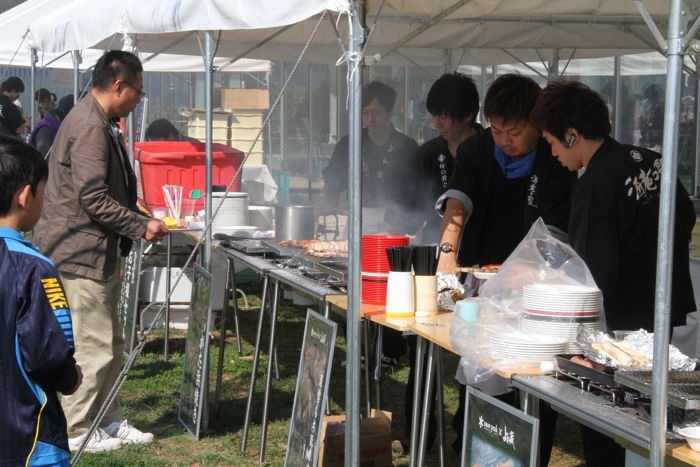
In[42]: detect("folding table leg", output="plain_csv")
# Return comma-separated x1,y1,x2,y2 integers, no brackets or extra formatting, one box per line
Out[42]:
409,336,425,467
417,342,436,467
436,348,445,467
362,319,372,416
259,279,280,464
240,273,269,453
228,258,242,356
212,258,231,416
373,322,383,410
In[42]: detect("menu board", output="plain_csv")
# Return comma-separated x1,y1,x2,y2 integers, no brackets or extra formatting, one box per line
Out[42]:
284,309,337,466
117,239,143,355
178,264,213,440
462,386,539,467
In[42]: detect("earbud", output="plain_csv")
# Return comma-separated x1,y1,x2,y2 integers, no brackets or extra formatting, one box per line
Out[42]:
565,134,576,148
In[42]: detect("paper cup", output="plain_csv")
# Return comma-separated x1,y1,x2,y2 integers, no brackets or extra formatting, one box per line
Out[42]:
414,275,438,317
385,271,414,317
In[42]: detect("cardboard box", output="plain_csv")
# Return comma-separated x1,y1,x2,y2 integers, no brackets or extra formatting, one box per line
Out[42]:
318,410,392,467
214,88,270,110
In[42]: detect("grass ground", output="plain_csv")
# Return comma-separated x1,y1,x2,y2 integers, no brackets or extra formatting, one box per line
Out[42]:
74,281,585,466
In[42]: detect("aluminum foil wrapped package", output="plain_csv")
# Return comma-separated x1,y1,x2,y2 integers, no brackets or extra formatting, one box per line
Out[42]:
437,272,465,309
578,328,696,371
623,329,696,371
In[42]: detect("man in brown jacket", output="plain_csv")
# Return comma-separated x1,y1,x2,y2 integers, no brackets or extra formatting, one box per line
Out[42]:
33,51,168,452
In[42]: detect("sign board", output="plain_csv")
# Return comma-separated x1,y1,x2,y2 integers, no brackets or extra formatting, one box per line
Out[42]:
117,239,143,355
461,386,539,467
178,264,213,440
284,309,338,467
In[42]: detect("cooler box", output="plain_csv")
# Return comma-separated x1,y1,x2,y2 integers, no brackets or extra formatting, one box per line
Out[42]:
135,141,245,211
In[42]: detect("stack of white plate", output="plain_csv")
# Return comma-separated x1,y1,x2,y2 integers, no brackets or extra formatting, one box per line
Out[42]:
212,192,250,228
519,283,603,347
488,331,568,360
522,283,602,320
519,315,603,341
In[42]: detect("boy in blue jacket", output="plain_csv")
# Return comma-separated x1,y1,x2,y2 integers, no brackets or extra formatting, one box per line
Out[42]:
0,137,82,466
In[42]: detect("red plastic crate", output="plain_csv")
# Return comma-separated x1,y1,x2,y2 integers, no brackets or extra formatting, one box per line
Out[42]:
134,141,245,211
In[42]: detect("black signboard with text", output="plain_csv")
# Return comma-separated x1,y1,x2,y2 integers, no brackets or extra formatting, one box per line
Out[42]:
117,239,143,355
462,386,539,467
284,309,338,466
178,264,213,440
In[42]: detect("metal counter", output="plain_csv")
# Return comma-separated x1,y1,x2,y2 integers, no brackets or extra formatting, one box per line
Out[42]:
512,375,685,451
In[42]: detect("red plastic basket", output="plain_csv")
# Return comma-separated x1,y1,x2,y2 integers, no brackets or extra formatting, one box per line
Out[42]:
134,141,245,211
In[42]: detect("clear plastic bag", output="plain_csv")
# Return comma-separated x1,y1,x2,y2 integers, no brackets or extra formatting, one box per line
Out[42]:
450,218,605,385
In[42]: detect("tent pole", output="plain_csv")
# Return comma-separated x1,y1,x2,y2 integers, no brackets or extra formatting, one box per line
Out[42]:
203,31,215,271
695,66,700,196
71,50,81,105
651,0,683,464
346,1,364,465
613,56,622,141
30,48,37,132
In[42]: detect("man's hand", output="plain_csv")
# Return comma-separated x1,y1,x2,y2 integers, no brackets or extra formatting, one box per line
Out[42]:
65,364,83,395
143,218,169,242
436,198,467,273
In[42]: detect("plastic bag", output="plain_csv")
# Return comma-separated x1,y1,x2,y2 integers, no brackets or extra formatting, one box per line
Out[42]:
450,218,605,385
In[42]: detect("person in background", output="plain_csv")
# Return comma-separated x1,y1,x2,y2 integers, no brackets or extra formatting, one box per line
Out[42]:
531,80,696,466
322,81,420,374
145,118,199,142
29,94,74,156
33,50,168,453
35,88,57,119
322,80,420,235
416,72,482,243
0,77,27,138
0,137,82,467
436,74,576,462
397,72,483,453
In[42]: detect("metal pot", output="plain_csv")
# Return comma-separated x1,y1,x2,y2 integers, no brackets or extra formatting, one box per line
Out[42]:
275,205,316,240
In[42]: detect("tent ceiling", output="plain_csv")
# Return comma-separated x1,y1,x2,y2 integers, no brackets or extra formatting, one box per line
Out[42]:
26,0,694,67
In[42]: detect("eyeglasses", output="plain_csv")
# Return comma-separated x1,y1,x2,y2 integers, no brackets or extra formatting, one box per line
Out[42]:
122,80,146,98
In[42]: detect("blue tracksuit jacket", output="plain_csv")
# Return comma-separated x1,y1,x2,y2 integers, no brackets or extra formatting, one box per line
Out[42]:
0,227,77,466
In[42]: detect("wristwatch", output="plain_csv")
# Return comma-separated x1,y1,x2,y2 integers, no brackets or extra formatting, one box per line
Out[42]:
439,242,456,254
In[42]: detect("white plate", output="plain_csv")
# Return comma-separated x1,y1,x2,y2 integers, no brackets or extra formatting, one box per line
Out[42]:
473,271,497,280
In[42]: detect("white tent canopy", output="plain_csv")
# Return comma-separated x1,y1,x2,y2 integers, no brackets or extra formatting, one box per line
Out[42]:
0,0,271,73
27,0,673,66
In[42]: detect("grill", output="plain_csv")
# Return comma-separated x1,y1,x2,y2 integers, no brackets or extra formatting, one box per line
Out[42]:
615,370,700,410
553,354,700,428
219,237,348,293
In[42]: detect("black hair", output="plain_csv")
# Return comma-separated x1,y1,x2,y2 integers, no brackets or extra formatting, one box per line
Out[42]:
362,81,396,113
145,118,179,141
483,74,540,124
56,95,74,120
0,137,48,216
35,88,56,102
426,73,479,123
92,50,143,91
1,77,25,93
531,80,612,142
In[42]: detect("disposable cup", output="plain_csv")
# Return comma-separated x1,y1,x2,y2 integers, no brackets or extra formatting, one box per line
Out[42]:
414,275,438,317
180,198,197,217
385,271,414,317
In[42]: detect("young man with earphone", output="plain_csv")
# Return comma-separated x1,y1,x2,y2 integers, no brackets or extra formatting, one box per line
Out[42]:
532,80,696,467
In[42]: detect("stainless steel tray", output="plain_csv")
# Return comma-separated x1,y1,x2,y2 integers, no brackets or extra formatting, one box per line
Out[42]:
556,354,618,388
214,235,272,254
